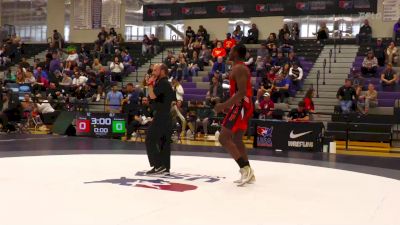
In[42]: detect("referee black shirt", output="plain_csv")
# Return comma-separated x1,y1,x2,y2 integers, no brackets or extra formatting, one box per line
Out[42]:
152,77,175,118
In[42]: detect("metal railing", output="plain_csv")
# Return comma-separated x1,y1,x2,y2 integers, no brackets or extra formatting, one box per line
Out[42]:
322,59,326,85
329,49,332,74
316,70,320,98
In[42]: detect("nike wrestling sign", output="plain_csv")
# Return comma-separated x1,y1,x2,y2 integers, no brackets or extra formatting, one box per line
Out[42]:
253,120,324,152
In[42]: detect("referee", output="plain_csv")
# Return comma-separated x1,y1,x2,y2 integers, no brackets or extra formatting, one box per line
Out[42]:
145,63,175,175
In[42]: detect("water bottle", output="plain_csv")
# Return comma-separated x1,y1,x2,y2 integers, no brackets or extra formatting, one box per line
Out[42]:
215,130,220,141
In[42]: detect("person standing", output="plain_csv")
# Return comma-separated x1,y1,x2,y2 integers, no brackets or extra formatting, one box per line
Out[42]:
145,64,175,175
214,44,255,186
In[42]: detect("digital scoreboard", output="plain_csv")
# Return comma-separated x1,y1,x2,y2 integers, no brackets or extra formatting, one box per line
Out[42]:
76,112,127,138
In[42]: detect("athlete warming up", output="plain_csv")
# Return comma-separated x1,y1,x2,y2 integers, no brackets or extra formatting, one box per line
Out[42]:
214,44,255,186
145,63,175,175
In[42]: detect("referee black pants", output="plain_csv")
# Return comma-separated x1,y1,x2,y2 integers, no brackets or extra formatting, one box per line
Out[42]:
145,116,173,170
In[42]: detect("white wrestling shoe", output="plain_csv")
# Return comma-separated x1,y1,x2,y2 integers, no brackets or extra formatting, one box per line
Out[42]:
236,166,254,187
234,167,256,184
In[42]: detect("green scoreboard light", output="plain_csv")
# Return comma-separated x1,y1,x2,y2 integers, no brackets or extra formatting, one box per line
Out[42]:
112,120,126,134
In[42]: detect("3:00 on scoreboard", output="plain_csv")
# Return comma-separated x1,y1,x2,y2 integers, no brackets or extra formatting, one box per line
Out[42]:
75,112,127,138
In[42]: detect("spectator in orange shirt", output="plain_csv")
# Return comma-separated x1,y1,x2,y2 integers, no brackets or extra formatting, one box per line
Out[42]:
212,41,227,60
223,33,236,52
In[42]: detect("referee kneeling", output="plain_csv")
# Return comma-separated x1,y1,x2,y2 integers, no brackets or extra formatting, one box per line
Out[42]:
145,63,175,175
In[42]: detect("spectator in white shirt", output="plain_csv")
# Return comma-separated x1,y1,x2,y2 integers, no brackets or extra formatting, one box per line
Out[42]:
172,79,184,101
35,98,55,114
72,71,88,86
288,63,303,90
110,57,124,82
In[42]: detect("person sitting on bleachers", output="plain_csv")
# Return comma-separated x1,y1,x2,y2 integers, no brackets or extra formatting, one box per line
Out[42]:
97,27,108,45
212,41,227,60
232,25,244,42
336,79,357,114
15,68,25,84
110,57,124,82
386,41,398,65
357,83,378,115
126,97,153,141
255,56,266,77
223,33,236,53
272,51,287,67
211,56,226,75
244,51,255,70
168,56,179,79
199,44,212,67
0,46,10,67
193,103,215,137
247,23,259,44
206,76,223,105
257,43,269,59
374,38,386,67
349,69,365,89
278,24,291,42
34,67,48,80
361,51,378,77
150,34,160,54
314,22,329,44
288,62,303,90
280,33,294,54
197,25,208,42
121,50,133,73
266,33,278,52
59,72,72,87
142,35,153,55
357,19,372,44
185,26,196,47
287,51,300,67
257,92,274,119
271,73,290,103
303,88,315,113
72,69,88,87
24,70,36,84
288,101,309,122
380,63,398,91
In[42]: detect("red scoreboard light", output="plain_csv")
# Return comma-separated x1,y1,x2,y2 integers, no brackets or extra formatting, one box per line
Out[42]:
76,119,91,134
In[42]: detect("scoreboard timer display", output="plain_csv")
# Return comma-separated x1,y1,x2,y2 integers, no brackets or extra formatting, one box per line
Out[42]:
76,112,127,138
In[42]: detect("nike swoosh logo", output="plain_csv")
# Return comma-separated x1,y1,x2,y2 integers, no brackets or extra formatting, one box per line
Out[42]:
289,131,312,139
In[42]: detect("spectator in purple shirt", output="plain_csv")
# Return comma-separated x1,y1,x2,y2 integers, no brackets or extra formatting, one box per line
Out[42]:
34,67,48,80
49,52,61,74
394,18,400,41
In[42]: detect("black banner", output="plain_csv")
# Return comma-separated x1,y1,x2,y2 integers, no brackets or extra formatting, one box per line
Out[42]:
254,120,324,152
143,0,377,21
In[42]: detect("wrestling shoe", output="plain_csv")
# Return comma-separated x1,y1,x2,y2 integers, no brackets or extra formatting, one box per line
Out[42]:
234,168,256,184
237,166,254,187
145,166,167,176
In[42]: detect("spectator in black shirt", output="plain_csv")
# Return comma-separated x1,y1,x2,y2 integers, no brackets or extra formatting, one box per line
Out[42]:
185,26,196,46
337,79,357,114
291,23,300,41
280,33,294,54
288,101,309,122
197,25,208,42
97,27,108,45
357,19,372,44
380,63,398,91
142,35,152,55
374,38,386,66
206,76,223,105
278,24,291,41
247,23,259,44
126,97,153,140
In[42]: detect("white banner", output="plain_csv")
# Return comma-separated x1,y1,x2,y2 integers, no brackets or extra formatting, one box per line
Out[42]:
72,0,92,30
102,0,121,28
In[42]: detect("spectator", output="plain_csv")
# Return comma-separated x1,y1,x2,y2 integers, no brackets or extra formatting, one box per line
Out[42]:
287,51,300,67
232,25,244,42
21,94,34,114
97,27,108,45
361,51,378,77
109,28,117,38
212,41,227,59
66,49,79,69
303,88,315,113
247,23,259,44
188,51,201,76
185,26,196,46
116,33,124,45
223,33,236,52
386,41,398,65
374,38,386,67
19,57,30,69
126,97,153,140
193,104,214,137
273,51,287,67
315,22,329,43
288,101,309,122
52,29,63,49
255,56,266,77
350,69,365,88
106,84,123,113
280,33,294,53
288,63,303,89
199,44,212,67
0,91,21,131
150,34,160,54
336,79,357,114
92,58,103,73
197,25,208,41
244,51,255,69
394,18,400,40
177,55,189,80
34,67,48,80
380,63,398,90
278,24,291,41
357,19,372,44
357,83,378,114
211,56,226,75
49,52,61,81
257,92,274,119
110,56,124,82
291,23,300,41
121,50,133,75
35,97,55,114
72,70,88,87
172,79,184,101
24,71,36,84
59,72,72,87
206,76,223,105
168,57,179,79
142,35,152,55
266,33,278,52
15,68,25,84
172,100,193,138
257,43,269,59
271,73,290,103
